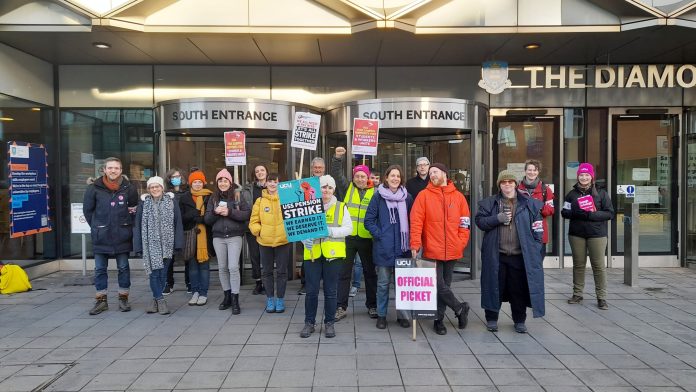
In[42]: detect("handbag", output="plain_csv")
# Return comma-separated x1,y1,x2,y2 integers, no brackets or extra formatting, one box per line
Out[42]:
182,228,197,261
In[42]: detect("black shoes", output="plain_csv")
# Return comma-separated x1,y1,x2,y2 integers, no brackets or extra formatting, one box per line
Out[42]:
231,293,241,315
597,299,609,310
434,319,447,335
397,318,410,328
376,317,387,329
252,280,265,295
219,290,232,310
567,295,583,304
456,302,469,329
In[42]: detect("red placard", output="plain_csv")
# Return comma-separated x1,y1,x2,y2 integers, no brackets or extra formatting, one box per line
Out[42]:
352,118,379,156
224,131,246,166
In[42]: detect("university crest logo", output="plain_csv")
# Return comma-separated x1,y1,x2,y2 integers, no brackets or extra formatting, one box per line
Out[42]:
478,61,512,94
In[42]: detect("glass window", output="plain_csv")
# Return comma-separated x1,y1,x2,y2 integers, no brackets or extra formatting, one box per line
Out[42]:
0,96,56,260
61,109,154,258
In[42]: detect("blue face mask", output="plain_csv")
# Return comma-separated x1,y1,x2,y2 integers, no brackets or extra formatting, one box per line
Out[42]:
170,177,182,186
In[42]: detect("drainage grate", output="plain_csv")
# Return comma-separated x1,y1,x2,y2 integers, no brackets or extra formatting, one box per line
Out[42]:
644,287,665,292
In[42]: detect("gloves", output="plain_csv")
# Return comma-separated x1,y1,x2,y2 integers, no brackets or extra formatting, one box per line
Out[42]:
497,212,511,224
302,239,314,250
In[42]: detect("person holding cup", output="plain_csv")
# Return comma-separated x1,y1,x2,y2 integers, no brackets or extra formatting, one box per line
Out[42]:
205,169,251,314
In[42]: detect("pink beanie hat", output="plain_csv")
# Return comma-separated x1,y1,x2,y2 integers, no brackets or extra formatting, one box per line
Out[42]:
215,168,234,184
352,165,370,178
577,163,595,179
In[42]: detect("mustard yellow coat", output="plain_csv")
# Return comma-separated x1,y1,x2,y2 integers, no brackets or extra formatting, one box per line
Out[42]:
249,189,289,247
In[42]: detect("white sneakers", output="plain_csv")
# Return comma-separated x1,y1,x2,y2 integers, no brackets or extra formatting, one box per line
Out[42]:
197,295,207,306
349,286,358,297
188,292,199,306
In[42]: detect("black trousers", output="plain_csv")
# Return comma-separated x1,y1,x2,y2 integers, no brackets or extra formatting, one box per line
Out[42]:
484,253,530,324
166,256,189,289
435,260,464,320
245,232,263,281
337,237,376,310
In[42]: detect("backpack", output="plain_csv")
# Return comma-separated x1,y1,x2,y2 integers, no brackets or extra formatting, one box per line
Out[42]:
0,264,32,294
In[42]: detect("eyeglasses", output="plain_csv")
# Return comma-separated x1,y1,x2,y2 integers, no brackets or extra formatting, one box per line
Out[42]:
416,163,429,167
499,180,516,185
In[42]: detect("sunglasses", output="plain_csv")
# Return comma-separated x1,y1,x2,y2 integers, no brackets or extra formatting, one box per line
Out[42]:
499,180,516,185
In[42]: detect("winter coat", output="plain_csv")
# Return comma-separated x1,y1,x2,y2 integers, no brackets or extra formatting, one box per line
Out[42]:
132,193,185,255
179,190,207,231
364,190,414,267
518,180,555,243
83,176,139,254
248,190,288,247
561,183,614,238
475,191,546,318
204,193,251,238
240,182,266,232
409,180,471,261
405,175,429,199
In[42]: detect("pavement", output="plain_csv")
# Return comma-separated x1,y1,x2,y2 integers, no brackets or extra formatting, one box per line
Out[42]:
1,266,696,391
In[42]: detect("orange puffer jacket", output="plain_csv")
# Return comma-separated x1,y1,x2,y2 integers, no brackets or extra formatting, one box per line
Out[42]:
409,180,471,261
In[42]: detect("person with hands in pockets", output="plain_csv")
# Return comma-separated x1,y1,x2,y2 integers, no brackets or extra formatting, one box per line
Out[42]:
299,175,353,339
561,163,614,310
409,162,471,336
475,170,546,334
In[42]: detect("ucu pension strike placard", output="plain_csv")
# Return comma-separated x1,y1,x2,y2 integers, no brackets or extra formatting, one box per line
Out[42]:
277,177,328,242
395,258,437,319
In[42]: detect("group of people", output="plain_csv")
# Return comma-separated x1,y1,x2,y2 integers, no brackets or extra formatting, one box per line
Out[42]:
83,152,614,337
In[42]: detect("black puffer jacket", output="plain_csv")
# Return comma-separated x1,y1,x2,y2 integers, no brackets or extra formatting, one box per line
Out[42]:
83,176,139,254
180,190,208,231
561,183,614,238
204,192,251,238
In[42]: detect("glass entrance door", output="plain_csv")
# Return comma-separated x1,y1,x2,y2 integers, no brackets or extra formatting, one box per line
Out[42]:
612,114,678,256
491,115,560,257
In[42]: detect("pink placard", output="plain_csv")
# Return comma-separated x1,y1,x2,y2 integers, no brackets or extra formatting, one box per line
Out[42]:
577,195,596,212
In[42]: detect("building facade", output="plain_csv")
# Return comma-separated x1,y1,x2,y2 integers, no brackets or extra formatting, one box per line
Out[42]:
2,0,696,273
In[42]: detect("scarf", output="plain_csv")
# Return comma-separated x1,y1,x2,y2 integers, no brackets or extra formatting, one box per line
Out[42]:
103,175,122,192
141,195,175,275
191,188,213,262
377,184,410,252
522,177,539,192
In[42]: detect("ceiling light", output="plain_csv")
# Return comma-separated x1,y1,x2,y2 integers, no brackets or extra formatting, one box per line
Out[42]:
524,43,540,50
0,117,14,121
270,147,280,151
31,107,41,111
93,42,111,49
268,142,283,146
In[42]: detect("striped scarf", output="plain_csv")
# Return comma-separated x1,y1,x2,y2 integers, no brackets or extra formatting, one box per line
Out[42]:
141,195,175,275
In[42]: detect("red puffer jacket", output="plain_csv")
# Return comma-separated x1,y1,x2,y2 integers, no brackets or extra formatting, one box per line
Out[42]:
409,180,471,261
518,180,555,243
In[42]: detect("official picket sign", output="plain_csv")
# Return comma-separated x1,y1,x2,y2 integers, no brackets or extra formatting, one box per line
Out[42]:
277,177,328,242
351,118,379,156
8,141,51,238
291,112,321,151
224,131,246,166
395,258,437,319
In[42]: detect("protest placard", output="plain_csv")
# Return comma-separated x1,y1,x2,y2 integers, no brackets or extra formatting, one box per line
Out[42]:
277,176,328,242
395,258,437,319
290,112,321,151
224,131,246,166
577,194,596,212
352,118,379,156
8,141,52,238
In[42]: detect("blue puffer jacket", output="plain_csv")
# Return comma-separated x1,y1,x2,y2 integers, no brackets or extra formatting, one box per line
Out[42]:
83,177,139,255
475,191,546,318
363,187,413,267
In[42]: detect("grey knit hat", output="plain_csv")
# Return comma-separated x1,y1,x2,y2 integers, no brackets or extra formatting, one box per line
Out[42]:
496,170,518,187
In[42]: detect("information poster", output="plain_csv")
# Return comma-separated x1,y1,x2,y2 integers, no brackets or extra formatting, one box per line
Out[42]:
290,112,321,151
224,131,246,166
506,163,525,181
395,258,437,319
8,141,51,238
70,203,91,234
352,118,379,156
277,177,328,242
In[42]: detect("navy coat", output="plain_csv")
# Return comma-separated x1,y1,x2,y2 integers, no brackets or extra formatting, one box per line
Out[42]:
83,177,139,255
364,187,413,267
475,191,546,318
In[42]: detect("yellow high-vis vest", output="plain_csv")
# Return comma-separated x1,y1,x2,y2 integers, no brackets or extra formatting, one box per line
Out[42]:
303,201,347,260
343,183,373,238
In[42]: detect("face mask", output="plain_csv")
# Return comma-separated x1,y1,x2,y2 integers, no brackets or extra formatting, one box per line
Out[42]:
170,177,182,186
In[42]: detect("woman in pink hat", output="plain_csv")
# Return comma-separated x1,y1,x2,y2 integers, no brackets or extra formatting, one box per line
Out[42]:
561,163,614,310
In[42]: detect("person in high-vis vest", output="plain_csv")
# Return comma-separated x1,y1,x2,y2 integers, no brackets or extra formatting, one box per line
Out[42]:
299,175,353,339
330,146,378,321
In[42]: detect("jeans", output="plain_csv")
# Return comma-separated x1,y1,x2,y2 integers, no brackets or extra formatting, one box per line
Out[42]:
338,237,376,310
569,235,608,300
94,252,131,295
304,257,341,324
213,236,243,294
435,260,464,320
245,232,263,281
149,258,171,300
188,258,210,296
259,243,291,298
376,266,393,317
352,253,363,288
